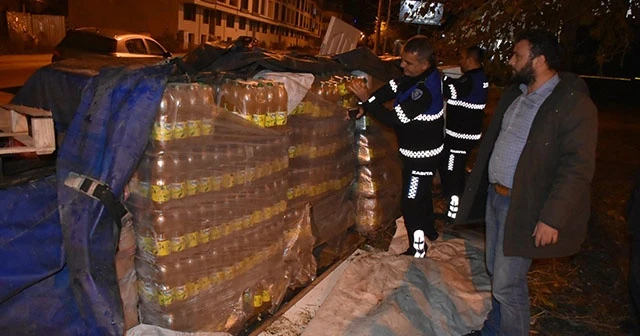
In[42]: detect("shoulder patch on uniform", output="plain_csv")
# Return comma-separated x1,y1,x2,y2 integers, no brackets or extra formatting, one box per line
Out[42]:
411,88,423,100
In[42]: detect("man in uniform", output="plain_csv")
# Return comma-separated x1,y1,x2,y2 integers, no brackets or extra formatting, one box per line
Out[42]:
440,46,489,222
348,35,444,258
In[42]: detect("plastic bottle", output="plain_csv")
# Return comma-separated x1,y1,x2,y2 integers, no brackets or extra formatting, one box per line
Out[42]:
183,151,200,199
264,81,277,128
151,90,174,153
275,82,288,127
252,83,267,127
237,82,252,122
186,84,203,147
199,84,216,140
197,147,213,196
151,210,171,257
169,153,187,204
168,209,187,255
169,84,189,149
217,79,231,112
150,154,172,207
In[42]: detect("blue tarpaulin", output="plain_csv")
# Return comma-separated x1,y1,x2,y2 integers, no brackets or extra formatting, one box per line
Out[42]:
1,63,172,335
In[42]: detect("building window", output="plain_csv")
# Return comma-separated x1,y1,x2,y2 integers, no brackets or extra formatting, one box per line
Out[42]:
241,0,249,10
252,0,259,13
262,22,267,33
230,0,238,6
270,25,275,34
226,14,235,28
184,3,196,21
188,33,195,44
261,0,266,15
203,9,210,24
239,17,246,30
280,7,286,21
215,11,222,26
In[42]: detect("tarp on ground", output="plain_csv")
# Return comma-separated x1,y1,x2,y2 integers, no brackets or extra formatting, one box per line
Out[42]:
264,220,492,336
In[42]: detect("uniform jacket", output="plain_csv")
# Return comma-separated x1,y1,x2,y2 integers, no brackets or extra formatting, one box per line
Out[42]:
456,73,598,258
362,66,444,170
443,68,488,149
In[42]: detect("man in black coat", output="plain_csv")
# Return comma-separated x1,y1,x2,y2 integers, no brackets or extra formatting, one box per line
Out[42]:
459,30,598,336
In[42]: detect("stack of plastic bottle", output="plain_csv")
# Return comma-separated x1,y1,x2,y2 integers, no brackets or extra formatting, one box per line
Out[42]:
353,79,403,238
288,75,357,247
127,82,290,333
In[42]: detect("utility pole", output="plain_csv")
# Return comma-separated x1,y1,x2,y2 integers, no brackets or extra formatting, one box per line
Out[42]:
383,0,391,54
374,0,383,54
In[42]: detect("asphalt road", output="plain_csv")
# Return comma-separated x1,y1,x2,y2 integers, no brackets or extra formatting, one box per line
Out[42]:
0,54,51,104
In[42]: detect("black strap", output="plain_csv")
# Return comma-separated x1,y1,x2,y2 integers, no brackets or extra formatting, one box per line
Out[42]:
65,173,131,251
77,179,130,232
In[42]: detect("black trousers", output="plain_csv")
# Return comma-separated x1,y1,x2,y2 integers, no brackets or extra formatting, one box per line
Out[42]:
439,142,475,220
401,167,439,252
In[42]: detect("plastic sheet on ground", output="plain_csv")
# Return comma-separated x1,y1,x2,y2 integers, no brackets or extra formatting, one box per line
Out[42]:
299,218,491,336
127,324,232,336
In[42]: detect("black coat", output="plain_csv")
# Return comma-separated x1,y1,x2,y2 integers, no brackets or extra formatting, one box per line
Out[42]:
456,73,598,259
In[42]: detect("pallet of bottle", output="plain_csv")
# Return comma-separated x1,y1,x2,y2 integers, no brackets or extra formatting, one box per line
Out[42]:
128,148,289,208
136,239,286,332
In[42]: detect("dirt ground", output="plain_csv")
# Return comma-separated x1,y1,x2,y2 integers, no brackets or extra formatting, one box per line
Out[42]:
447,79,640,336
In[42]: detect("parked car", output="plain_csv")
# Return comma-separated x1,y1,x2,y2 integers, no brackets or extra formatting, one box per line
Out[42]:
52,27,172,62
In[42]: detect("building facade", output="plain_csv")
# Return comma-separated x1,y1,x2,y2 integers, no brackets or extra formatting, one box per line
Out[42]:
68,0,324,51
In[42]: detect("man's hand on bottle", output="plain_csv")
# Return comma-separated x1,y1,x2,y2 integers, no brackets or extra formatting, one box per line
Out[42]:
347,81,370,102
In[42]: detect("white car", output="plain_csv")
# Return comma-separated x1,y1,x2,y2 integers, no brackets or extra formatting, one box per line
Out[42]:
52,27,171,62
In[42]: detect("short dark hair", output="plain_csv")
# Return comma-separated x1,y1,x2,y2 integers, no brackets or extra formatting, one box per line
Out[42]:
402,35,436,65
465,45,485,64
515,29,563,71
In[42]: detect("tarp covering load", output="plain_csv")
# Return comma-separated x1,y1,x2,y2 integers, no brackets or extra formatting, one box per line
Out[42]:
11,57,163,133
0,176,86,335
128,82,291,333
1,63,172,335
57,63,173,335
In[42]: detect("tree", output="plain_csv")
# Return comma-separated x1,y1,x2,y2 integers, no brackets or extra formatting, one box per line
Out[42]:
433,0,640,80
